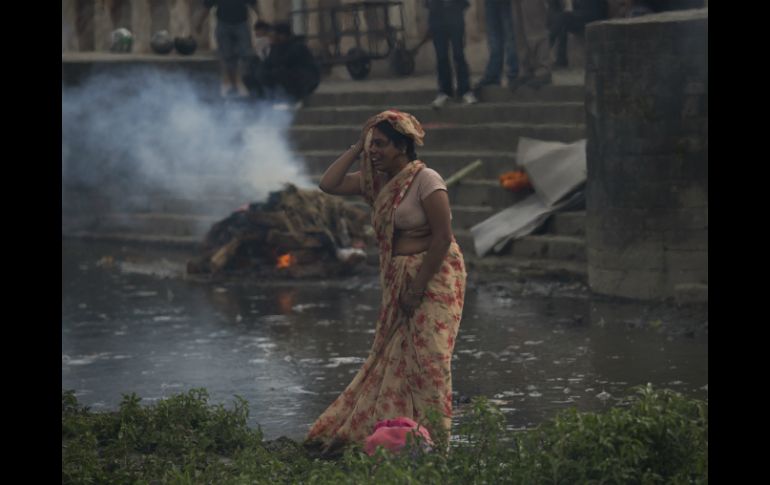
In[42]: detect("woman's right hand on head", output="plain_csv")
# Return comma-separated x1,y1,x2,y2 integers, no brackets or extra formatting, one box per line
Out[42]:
358,116,379,150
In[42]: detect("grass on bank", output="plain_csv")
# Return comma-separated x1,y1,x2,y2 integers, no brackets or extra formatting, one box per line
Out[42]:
62,384,707,484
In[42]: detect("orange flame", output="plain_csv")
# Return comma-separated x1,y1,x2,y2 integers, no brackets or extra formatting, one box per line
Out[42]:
275,253,296,269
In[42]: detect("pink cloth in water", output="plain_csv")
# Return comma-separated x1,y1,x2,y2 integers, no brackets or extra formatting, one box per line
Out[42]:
364,417,433,456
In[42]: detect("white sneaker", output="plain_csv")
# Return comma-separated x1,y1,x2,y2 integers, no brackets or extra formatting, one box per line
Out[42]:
431,93,450,109
462,92,479,105
273,101,303,111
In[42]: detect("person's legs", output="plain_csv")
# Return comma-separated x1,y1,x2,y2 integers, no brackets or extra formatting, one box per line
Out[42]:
551,12,587,67
277,69,304,101
514,0,552,89
215,22,239,96
448,15,470,96
242,56,266,98
257,64,281,100
268,68,312,109
565,13,589,35
430,19,454,97
479,0,504,86
299,69,321,100
499,0,519,82
233,22,254,97
548,12,569,67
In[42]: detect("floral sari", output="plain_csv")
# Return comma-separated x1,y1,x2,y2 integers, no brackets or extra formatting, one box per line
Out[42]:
305,118,466,447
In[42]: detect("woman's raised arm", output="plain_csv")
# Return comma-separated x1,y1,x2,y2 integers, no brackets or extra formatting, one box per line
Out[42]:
318,143,364,196
318,116,379,196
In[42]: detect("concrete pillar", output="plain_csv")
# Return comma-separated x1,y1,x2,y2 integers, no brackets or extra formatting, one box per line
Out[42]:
73,0,97,51
465,0,482,42
132,0,152,53
401,0,421,40
260,0,277,22
291,0,305,35
149,0,171,34
584,9,708,301
94,0,112,51
511,0,552,77
169,0,192,37
63,0,80,51
270,0,292,22
185,0,212,51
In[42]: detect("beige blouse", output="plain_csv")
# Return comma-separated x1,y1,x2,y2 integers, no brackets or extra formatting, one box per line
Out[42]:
357,167,450,238
394,168,449,238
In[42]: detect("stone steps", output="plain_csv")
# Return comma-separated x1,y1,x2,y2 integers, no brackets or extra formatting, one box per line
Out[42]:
306,173,528,214
465,255,587,281
543,210,586,237
455,224,586,261
304,84,586,107
299,150,519,179
507,234,586,262
83,213,221,239
289,123,586,152
62,231,201,250
294,102,585,126
62,66,590,280
65,201,578,240
117,194,245,216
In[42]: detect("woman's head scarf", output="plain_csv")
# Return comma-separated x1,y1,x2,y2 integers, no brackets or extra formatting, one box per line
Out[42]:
361,109,425,205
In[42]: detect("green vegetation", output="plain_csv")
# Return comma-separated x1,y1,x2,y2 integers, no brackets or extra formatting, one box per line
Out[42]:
62,384,707,484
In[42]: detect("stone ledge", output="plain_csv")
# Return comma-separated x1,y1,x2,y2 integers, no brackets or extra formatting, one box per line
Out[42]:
674,283,708,305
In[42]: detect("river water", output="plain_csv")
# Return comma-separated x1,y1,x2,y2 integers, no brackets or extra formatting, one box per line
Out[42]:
62,240,707,440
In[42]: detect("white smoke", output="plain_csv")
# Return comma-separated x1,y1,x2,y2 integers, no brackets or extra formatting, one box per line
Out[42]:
62,67,313,223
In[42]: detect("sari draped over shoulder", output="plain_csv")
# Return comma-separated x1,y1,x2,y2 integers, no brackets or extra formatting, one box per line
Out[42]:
305,114,466,447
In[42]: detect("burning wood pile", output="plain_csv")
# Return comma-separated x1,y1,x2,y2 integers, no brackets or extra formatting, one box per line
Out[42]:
187,184,375,278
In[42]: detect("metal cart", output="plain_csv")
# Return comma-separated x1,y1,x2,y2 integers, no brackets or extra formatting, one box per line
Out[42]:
290,0,418,80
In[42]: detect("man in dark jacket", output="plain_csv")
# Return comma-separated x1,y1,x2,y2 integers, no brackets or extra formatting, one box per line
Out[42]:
247,22,321,107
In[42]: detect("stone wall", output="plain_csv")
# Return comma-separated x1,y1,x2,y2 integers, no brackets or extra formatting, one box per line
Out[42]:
584,8,708,302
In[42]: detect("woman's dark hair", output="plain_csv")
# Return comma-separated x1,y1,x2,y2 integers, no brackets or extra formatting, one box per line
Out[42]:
374,120,418,161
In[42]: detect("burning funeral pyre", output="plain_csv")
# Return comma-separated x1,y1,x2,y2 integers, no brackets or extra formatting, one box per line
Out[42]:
187,184,375,278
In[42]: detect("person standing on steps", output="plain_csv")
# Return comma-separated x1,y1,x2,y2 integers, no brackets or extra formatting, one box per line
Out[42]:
196,0,259,98
475,0,530,93
424,0,479,108
509,0,554,90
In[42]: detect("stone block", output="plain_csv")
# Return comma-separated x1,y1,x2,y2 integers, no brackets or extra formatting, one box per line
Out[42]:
588,266,668,300
663,227,708,249
587,245,666,271
674,283,708,305
663,249,708,273
666,269,708,288
643,207,708,232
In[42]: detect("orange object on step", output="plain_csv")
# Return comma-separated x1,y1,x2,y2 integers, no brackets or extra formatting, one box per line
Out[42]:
499,170,532,191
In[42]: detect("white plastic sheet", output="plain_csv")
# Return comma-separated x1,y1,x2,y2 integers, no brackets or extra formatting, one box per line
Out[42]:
517,137,587,207
471,138,587,257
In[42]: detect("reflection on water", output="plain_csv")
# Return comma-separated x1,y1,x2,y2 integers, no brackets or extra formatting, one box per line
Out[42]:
62,240,708,440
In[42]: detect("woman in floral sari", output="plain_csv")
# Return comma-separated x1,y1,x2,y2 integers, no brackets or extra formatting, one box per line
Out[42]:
305,110,467,454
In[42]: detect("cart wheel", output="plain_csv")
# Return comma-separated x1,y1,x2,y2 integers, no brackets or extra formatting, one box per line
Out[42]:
390,46,415,77
346,48,371,80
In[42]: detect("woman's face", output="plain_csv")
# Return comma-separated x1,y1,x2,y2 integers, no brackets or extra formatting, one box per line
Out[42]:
369,127,404,174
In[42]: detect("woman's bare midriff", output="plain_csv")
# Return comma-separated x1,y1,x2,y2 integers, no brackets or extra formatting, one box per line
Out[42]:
393,234,432,256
